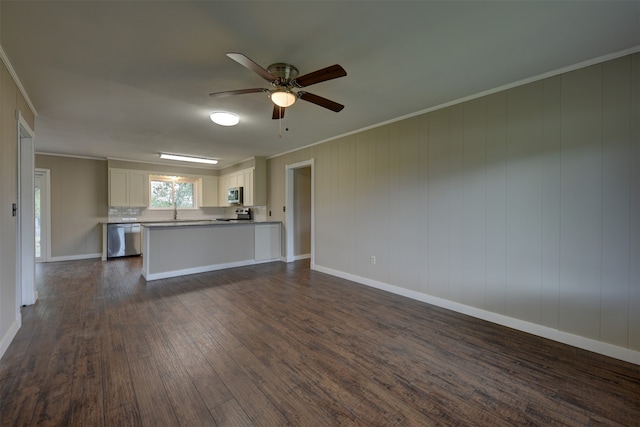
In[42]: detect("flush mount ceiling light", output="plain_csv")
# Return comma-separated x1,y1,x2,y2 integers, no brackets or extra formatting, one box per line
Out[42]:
270,89,297,108
210,111,240,126
159,153,218,165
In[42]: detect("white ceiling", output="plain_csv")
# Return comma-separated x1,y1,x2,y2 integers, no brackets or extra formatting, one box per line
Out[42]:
2,1,639,169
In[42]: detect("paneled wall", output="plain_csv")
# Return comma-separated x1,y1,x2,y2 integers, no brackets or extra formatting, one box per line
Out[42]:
268,54,640,357
35,155,108,259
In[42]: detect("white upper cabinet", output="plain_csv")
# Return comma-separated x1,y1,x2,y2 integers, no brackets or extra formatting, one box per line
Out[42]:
252,157,267,206
243,168,254,206
128,171,148,207
109,168,147,207
218,157,267,207
201,176,219,207
109,169,128,207
218,174,230,206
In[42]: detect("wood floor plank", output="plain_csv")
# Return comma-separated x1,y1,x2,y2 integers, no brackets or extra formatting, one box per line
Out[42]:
101,308,137,411
209,399,254,426
148,336,217,426
69,351,103,426
31,390,72,426
228,345,334,425
104,402,143,427
128,356,179,427
0,385,40,426
1,258,638,426
199,342,291,426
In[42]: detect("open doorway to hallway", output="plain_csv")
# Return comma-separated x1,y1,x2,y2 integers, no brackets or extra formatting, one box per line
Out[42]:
285,159,314,265
292,167,311,259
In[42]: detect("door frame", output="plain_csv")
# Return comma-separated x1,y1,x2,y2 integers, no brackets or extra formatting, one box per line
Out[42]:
17,111,37,307
285,159,314,266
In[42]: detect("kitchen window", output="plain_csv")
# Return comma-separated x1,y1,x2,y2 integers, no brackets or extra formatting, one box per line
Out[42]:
149,175,197,209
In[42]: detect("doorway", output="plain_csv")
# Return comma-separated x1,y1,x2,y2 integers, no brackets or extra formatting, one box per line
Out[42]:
285,159,314,266
18,113,37,306
34,169,50,262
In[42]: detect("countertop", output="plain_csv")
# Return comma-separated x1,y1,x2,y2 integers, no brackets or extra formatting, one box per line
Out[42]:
141,220,281,228
103,219,277,225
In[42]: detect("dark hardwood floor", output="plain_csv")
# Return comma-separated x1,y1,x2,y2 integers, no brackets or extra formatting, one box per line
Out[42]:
0,258,638,426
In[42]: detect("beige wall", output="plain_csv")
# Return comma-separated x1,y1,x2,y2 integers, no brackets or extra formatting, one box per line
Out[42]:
268,54,640,358
0,57,35,354
36,155,108,259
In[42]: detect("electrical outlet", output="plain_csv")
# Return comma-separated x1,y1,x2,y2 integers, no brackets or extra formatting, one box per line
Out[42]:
370,256,376,264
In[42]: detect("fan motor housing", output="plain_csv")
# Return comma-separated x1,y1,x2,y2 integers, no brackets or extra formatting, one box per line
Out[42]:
267,63,299,81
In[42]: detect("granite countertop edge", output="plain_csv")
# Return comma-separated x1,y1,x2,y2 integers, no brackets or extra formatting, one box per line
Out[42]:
102,219,281,226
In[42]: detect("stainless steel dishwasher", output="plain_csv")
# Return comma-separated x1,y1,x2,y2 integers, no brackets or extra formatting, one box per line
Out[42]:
107,223,141,258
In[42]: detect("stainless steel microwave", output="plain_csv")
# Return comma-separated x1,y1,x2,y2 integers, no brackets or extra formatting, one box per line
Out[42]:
227,187,243,204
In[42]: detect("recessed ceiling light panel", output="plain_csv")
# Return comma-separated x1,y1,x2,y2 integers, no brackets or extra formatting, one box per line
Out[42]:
159,153,218,165
210,111,240,126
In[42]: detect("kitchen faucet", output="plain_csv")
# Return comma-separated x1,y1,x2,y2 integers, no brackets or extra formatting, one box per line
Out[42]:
173,201,178,220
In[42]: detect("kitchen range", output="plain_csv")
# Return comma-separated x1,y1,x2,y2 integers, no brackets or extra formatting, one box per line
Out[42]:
216,207,252,221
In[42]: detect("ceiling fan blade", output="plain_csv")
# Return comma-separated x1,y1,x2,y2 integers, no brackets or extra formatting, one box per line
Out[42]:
209,88,268,98
298,91,344,112
226,52,276,82
293,64,347,87
272,105,285,120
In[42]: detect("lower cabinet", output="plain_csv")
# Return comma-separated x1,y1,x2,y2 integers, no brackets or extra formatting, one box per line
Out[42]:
142,222,282,280
255,223,281,262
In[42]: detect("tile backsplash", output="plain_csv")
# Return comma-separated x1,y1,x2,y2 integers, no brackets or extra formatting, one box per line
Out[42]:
108,207,144,221
108,206,267,222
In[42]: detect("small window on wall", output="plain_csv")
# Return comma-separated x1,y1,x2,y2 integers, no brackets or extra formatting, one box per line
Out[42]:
149,175,197,209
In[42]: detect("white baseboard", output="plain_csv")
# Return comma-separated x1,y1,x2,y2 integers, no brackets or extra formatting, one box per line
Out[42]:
144,259,256,281
254,258,283,265
292,253,311,261
0,318,21,360
313,264,640,366
47,253,102,262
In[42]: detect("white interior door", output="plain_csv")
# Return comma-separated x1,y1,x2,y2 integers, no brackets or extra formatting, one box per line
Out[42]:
18,114,37,306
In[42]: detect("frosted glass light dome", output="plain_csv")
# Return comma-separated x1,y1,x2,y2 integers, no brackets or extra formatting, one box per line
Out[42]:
210,112,240,126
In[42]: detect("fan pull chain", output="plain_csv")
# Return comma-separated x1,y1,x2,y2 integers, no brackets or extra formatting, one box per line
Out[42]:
278,106,283,138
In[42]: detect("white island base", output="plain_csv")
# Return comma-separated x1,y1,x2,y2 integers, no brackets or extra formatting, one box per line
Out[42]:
141,222,281,281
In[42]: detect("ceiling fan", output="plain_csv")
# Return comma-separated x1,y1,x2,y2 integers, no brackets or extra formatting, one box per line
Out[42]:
209,53,347,119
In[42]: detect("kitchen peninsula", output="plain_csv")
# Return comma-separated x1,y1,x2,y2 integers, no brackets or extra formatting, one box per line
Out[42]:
141,221,281,281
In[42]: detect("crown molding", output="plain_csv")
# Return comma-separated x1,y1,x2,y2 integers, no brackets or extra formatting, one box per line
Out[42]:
36,151,105,161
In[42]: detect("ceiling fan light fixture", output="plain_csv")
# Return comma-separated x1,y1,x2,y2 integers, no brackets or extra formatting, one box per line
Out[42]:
271,90,297,108
210,111,240,126
159,153,218,165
